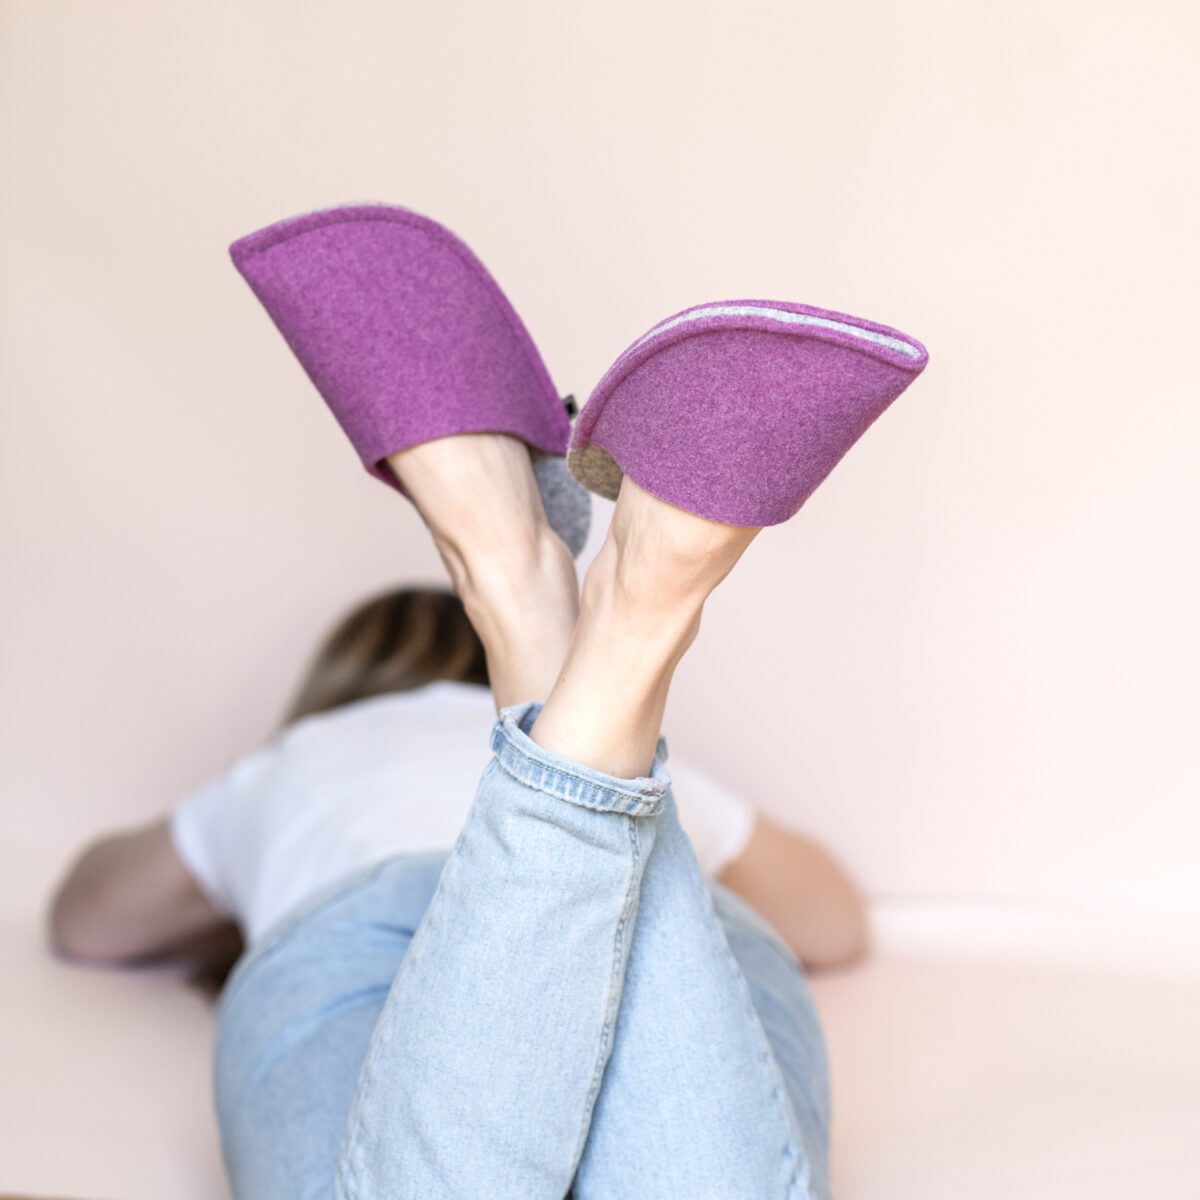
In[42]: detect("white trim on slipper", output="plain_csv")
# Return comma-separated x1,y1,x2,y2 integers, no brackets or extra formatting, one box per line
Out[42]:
631,304,924,360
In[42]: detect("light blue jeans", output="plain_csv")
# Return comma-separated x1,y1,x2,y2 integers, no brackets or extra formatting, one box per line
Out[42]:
214,703,831,1199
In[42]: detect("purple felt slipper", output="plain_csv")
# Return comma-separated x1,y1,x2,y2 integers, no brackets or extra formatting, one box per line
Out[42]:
229,203,590,555
568,301,929,527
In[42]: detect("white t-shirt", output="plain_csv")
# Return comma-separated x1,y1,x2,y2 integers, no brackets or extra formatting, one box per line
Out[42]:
170,682,756,944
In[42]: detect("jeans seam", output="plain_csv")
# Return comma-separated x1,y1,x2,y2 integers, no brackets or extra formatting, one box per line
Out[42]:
708,898,815,1200
570,814,646,1172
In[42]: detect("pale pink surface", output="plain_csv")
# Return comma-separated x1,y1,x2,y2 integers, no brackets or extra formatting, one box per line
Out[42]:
5,844,1197,1200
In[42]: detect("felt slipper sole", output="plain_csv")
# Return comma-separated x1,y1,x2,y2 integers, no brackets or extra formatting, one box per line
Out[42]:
568,300,928,527
230,202,590,555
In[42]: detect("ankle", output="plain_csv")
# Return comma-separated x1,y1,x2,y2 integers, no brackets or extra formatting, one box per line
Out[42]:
449,526,578,689
580,539,704,660
605,479,760,609
529,546,693,775
448,524,574,611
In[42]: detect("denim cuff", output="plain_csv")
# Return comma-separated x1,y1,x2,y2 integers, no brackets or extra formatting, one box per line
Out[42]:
491,702,670,817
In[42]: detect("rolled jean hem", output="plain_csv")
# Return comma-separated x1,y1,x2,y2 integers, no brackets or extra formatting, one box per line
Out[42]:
492,702,670,817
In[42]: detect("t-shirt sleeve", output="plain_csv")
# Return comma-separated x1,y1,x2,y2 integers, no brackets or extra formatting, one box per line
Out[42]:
168,747,273,917
667,756,756,878
169,773,239,915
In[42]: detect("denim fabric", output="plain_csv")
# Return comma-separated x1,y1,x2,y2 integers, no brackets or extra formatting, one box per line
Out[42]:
214,703,830,1199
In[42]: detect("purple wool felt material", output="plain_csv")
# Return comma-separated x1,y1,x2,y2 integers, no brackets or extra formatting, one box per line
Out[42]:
230,203,590,555
568,301,929,527
230,204,570,476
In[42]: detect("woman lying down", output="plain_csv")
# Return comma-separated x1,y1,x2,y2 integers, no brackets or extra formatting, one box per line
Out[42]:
50,585,868,1197
50,199,928,1200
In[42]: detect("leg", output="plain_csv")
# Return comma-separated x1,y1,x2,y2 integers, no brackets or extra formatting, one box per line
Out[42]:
530,472,757,777
573,792,831,1200
330,436,665,1198
533,480,826,1199
335,706,667,1199
214,855,448,1200
386,432,579,711
334,439,824,1198
213,432,592,1199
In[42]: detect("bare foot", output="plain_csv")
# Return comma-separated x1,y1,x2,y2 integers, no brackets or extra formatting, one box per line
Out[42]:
530,478,760,777
386,435,579,709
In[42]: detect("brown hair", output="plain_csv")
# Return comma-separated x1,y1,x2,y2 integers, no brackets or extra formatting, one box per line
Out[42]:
283,586,488,725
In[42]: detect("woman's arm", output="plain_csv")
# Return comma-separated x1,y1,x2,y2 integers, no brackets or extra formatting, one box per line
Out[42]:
716,815,869,970
49,817,236,966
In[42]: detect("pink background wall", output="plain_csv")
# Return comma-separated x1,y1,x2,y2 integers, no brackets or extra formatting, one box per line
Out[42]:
2,1,1197,961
